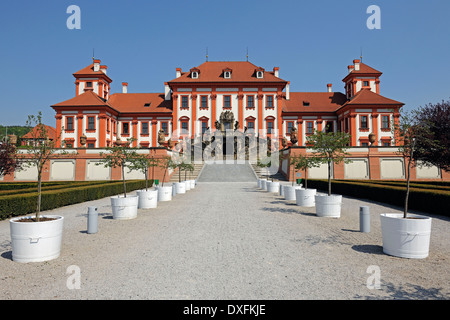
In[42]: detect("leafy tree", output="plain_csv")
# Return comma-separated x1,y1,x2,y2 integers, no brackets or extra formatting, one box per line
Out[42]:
306,130,352,196
128,154,159,191
17,112,72,221
290,153,320,189
413,100,450,172
98,138,141,197
158,155,174,187
0,141,21,177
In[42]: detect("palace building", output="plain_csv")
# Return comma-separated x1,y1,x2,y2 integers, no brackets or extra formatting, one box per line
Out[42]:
51,58,404,149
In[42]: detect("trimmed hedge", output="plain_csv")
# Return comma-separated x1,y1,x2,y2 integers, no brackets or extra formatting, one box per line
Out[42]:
338,179,450,192
0,180,151,220
307,179,450,216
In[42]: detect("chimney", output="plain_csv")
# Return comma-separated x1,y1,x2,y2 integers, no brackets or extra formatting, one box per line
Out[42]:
93,59,101,72
164,82,171,101
273,67,279,78
353,59,360,71
286,81,290,100
176,68,182,78
100,65,107,74
348,65,354,73
327,83,332,93
122,82,128,93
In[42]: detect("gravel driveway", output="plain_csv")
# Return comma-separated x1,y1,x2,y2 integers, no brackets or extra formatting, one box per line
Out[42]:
0,163,449,300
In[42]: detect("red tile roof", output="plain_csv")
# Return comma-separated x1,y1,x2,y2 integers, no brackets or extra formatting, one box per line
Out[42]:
342,88,404,107
168,61,286,84
73,63,112,82
22,124,57,141
108,93,172,113
283,92,348,113
51,90,110,107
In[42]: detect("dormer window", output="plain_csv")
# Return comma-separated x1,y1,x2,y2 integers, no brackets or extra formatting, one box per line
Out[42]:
303,101,310,107
255,67,264,79
223,68,232,79
192,71,198,79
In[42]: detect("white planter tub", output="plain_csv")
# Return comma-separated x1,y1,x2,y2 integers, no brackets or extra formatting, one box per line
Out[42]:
295,188,317,207
315,194,342,218
157,186,172,201
267,181,280,193
136,189,158,209
283,185,303,201
184,180,191,191
174,182,186,194
380,213,432,259
260,179,267,190
111,195,138,220
189,180,196,189
10,215,64,263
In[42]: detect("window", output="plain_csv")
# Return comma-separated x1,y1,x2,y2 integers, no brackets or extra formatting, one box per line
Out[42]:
122,122,129,134
360,115,368,129
181,121,189,134
363,81,369,87
66,117,74,131
266,120,274,134
247,120,255,133
383,141,390,147
223,95,231,109
200,96,208,109
191,71,198,79
88,143,95,148
286,121,294,134
86,81,92,88
247,95,254,108
266,95,274,108
161,122,168,134
201,121,208,134
256,71,263,79
382,115,390,129
87,117,95,130
181,96,189,109
361,142,369,147
325,121,334,133
142,122,149,134
224,71,231,79
306,121,314,134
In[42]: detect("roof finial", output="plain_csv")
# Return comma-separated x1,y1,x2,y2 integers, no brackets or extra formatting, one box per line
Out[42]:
360,47,363,62
206,47,208,62
246,47,249,62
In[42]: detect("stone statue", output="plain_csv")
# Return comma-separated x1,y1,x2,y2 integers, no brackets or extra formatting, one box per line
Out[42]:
282,137,288,148
215,120,220,130
167,138,174,149
157,129,166,146
290,126,298,145
234,121,239,131
80,133,87,147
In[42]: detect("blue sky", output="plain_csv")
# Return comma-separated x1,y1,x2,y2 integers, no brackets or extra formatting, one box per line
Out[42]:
0,0,449,126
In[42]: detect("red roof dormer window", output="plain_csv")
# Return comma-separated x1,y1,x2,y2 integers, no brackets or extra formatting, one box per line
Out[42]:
190,67,200,79
255,67,265,79
223,68,232,79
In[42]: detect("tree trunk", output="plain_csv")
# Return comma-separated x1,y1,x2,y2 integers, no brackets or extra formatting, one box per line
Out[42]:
36,172,42,221
122,164,127,197
328,160,332,196
404,156,413,219
145,167,148,191
305,168,308,189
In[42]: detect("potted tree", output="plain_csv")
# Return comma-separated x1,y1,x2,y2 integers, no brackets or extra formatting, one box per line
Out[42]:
130,154,159,209
380,108,440,259
306,130,351,217
156,155,173,201
9,113,69,262
282,154,304,201
292,153,320,207
171,154,187,194
184,162,196,189
98,138,140,220
256,157,270,190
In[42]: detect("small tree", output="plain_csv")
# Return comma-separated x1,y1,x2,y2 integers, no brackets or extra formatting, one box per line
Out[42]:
18,112,71,221
394,109,431,219
98,138,140,198
0,141,21,178
128,154,159,191
306,130,351,196
158,155,174,187
256,156,272,181
413,100,450,172
290,153,320,189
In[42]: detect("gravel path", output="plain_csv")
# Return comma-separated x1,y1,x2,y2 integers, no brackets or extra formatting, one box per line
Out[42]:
0,163,449,300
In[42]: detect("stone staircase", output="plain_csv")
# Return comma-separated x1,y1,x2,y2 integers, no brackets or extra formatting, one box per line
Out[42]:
169,163,205,182
251,164,288,181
